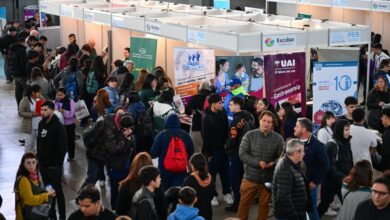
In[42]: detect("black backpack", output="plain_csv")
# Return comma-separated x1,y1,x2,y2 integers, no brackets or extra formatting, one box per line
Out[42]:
136,105,155,139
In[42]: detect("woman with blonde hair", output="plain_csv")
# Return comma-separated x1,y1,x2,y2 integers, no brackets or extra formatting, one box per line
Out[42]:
134,69,148,92
116,152,167,219
367,75,390,133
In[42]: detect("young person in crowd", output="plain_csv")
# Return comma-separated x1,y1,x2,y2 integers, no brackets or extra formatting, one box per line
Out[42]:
367,75,390,133
380,108,390,170
153,87,178,133
201,94,232,207
14,153,56,220
68,184,116,220
18,85,42,153
90,89,115,122
373,59,390,85
318,119,354,217
294,117,330,220
224,78,248,124
278,102,299,140
58,57,83,101
168,186,206,220
317,111,336,144
139,74,157,109
59,43,78,71
182,153,215,220
337,160,373,220
123,47,130,61
255,98,278,129
93,56,108,88
339,96,358,124
54,88,76,161
372,43,390,70
238,110,284,220
104,76,120,109
8,37,27,106
29,67,50,99
134,69,149,92
225,96,254,212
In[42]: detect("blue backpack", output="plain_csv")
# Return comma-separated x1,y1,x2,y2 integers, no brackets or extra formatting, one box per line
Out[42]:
66,73,78,100
86,71,99,95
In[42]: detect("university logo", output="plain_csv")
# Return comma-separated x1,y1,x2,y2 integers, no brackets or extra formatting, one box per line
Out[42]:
138,48,147,55
185,51,204,70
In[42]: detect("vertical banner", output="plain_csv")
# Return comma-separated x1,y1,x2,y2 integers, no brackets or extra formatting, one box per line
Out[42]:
0,7,6,30
130,37,157,79
264,52,307,116
174,48,215,105
312,61,358,129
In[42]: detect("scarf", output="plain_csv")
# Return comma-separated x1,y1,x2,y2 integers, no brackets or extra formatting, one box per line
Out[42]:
58,95,71,111
28,171,39,183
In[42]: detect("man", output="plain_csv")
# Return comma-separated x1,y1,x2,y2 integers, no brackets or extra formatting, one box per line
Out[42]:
87,39,97,56
17,23,32,40
25,35,38,53
238,110,284,220
201,94,232,207
339,96,358,124
350,107,377,164
168,186,205,220
223,78,248,124
32,42,46,65
124,60,135,74
37,101,67,220
1,26,18,83
225,96,254,212
372,43,390,70
8,38,27,107
68,184,116,220
380,109,390,170
249,57,264,92
273,139,308,220
373,59,390,85
354,173,390,219
123,47,130,61
294,117,330,220
111,59,124,75
130,165,161,220
68,33,80,52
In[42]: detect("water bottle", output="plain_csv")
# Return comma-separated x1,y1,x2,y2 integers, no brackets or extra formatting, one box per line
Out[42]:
70,91,74,100
45,184,53,192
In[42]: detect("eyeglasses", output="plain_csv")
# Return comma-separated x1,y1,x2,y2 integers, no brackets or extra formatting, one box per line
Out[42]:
25,160,37,165
372,189,390,197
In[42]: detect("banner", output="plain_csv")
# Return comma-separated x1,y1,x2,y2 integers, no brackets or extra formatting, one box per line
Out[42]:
130,37,157,79
174,48,215,104
215,56,265,98
264,52,306,115
312,61,358,129
0,7,6,30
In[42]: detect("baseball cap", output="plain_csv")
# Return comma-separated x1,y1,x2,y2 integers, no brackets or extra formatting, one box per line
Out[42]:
229,78,242,86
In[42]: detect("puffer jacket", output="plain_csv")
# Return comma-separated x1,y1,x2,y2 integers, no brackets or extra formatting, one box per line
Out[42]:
272,156,309,220
18,97,34,133
8,43,27,77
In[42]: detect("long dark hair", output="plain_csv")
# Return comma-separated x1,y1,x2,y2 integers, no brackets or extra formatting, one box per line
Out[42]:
189,153,209,181
93,56,106,80
141,74,156,90
157,87,175,104
80,59,92,78
156,76,169,91
216,59,228,76
320,111,335,129
66,43,78,60
14,153,39,190
69,57,78,72
120,73,134,94
26,84,41,104
343,160,372,191
281,102,298,120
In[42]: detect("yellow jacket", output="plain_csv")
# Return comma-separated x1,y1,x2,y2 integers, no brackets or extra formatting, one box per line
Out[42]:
15,176,49,220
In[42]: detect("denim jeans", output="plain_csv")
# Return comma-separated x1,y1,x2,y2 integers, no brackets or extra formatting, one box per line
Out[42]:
80,157,105,190
209,148,231,196
228,154,244,207
14,76,27,108
309,186,320,220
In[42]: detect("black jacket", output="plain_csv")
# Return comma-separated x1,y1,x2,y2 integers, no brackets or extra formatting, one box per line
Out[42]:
367,88,390,132
324,119,353,189
354,199,390,220
37,115,67,167
8,43,27,77
17,31,30,40
0,34,16,55
185,90,209,132
380,127,390,170
226,110,254,155
201,108,229,156
131,187,158,220
68,208,116,220
272,156,308,220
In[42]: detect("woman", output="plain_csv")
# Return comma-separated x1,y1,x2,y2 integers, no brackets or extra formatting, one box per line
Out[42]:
59,43,78,71
29,67,50,99
18,85,42,153
153,87,178,133
90,89,115,122
93,56,108,88
278,102,299,140
215,59,229,93
134,69,148,92
153,67,173,86
337,160,372,220
59,57,83,101
104,76,120,109
255,98,278,129
154,76,170,97
367,76,390,133
139,74,157,109
118,71,134,98
318,119,354,217
182,153,215,220
317,111,336,145
78,44,92,69
116,152,167,219
54,88,76,161
14,153,56,220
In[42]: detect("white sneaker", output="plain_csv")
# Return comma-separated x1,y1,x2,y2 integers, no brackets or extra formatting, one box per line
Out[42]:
99,180,105,188
223,193,234,205
211,196,219,206
324,208,338,216
330,202,341,210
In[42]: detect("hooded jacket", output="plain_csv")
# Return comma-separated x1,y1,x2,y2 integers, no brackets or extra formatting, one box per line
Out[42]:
324,119,354,188
112,66,129,87
151,114,194,173
201,108,229,156
37,114,67,167
128,101,145,122
168,204,205,220
8,43,27,77
226,110,254,155
223,86,248,123
182,173,215,220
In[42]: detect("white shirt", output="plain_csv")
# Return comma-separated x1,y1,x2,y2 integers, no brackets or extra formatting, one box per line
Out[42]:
350,124,377,164
374,51,390,69
30,99,42,130
317,126,333,145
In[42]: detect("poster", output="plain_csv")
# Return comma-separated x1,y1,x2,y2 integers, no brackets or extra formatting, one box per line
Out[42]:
130,37,157,79
312,61,358,129
0,7,6,30
264,52,306,115
215,56,265,98
174,48,215,104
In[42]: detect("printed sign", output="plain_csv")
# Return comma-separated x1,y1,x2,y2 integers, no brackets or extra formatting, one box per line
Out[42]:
145,21,161,35
84,11,95,22
130,37,158,78
329,31,361,46
263,34,297,51
188,29,206,44
112,16,125,28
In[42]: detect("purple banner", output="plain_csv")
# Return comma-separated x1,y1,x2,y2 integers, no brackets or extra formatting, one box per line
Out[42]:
265,52,306,116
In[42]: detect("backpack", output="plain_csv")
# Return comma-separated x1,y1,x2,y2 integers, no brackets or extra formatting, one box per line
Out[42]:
86,71,99,95
66,72,78,100
136,105,155,138
129,197,155,220
83,119,108,162
153,108,175,133
163,132,188,173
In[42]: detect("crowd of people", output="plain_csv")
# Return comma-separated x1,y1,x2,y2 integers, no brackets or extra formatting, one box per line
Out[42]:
1,21,390,220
